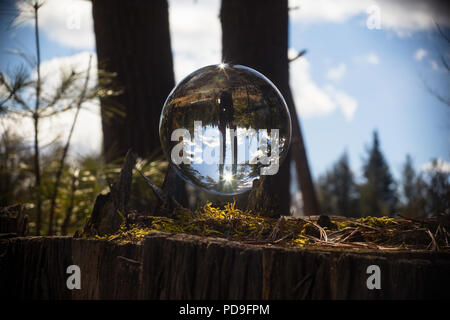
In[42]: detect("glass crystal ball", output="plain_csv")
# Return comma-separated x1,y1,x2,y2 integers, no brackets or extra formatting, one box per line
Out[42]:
159,64,291,195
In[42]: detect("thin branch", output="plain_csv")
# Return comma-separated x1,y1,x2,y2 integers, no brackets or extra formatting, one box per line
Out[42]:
423,79,450,106
47,55,93,235
33,1,43,235
435,21,450,44
288,49,307,63
61,169,79,235
440,55,449,73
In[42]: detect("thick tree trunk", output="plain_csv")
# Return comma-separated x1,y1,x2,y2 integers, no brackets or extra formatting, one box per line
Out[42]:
1,234,449,299
220,0,319,215
92,0,174,161
92,0,187,206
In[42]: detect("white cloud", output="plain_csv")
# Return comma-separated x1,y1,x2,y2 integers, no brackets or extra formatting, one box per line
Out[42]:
414,48,428,61
290,55,358,121
169,0,221,82
289,0,450,34
16,0,221,82
325,85,358,120
366,53,380,64
421,158,450,173
355,52,380,65
326,63,346,81
430,59,439,71
17,0,95,50
0,52,102,156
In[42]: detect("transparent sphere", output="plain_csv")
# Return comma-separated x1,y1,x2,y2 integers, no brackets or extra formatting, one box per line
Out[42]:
159,64,291,195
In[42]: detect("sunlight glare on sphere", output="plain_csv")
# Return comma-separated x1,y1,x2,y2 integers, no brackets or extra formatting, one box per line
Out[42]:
159,64,291,195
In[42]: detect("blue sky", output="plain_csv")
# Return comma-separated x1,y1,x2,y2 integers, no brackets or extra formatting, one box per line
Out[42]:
289,11,450,180
0,0,449,184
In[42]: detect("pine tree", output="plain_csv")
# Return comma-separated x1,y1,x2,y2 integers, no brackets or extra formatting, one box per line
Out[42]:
399,155,423,217
423,159,450,216
359,131,397,217
402,155,416,204
318,152,359,217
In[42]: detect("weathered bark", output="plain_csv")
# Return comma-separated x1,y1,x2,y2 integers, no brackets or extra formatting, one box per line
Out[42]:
247,177,282,218
92,0,174,161
0,234,449,299
0,204,28,236
220,0,319,215
83,151,136,236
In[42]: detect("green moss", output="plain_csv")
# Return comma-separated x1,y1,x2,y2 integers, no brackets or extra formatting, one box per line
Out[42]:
90,203,409,249
96,201,297,244
357,216,397,227
333,221,350,230
290,235,311,247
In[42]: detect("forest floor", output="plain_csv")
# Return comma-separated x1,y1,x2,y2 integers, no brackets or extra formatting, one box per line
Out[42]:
89,201,450,253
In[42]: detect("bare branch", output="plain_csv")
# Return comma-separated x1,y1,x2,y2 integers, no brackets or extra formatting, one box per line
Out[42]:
435,21,450,44
440,54,450,73
288,49,307,63
422,75,450,106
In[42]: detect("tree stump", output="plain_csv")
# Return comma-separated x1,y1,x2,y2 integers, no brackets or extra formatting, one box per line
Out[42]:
0,204,28,236
1,233,449,299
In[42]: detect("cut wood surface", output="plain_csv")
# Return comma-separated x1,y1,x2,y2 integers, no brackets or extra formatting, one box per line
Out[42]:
1,232,449,299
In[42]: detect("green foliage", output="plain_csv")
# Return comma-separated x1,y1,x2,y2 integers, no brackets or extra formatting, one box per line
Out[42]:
415,160,449,217
317,133,448,218
359,130,398,217
0,0,121,235
0,130,32,207
0,128,167,235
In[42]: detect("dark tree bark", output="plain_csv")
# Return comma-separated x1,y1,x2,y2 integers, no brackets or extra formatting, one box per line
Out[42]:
220,0,319,215
1,234,449,299
92,0,187,206
92,0,174,161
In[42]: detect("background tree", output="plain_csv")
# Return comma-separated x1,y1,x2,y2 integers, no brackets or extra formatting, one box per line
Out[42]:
0,1,97,234
359,130,397,216
91,0,186,205
422,159,450,216
220,0,319,215
92,0,174,161
0,1,119,235
317,151,360,217
0,129,31,207
399,154,425,217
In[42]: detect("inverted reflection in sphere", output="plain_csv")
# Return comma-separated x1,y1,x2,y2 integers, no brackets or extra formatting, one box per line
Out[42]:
159,64,291,195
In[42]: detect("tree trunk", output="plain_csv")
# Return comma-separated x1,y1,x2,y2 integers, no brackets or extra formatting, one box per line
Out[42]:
284,88,320,215
92,0,174,161
92,0,187,206
220,0,319,215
